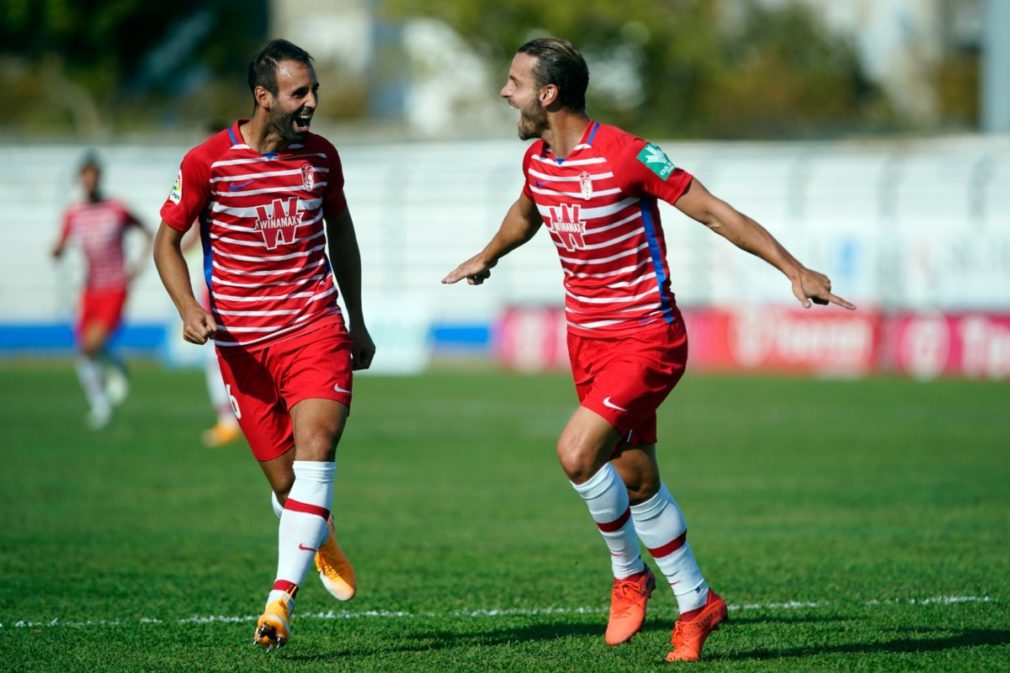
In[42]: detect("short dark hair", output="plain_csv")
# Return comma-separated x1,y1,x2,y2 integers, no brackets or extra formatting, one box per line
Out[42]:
516,37,589,113
247,39,314,96
79,150,101,173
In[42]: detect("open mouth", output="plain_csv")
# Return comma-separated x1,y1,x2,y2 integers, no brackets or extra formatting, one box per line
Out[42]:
293,113,313,133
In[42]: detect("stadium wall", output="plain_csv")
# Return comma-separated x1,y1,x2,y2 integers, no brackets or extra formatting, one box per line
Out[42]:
1,137,1008,378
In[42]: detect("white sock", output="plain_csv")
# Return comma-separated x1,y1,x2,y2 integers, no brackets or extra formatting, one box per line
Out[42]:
271,491,284,519
75,356,109,413
205,356,236,426
630,483,708,613
267,461,335,607
570,463,645,579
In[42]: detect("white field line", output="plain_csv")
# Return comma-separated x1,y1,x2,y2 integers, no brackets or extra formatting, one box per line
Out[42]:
0,595,996,630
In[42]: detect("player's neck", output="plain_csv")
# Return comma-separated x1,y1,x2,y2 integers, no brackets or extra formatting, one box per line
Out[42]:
240,118,289,154
543,113,592,159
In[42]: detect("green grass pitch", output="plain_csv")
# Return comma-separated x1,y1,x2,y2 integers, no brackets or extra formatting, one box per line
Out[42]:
1,360,1008,672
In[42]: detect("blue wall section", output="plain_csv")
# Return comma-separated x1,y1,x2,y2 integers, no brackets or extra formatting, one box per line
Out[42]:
0,322,490,356
0,323,167,355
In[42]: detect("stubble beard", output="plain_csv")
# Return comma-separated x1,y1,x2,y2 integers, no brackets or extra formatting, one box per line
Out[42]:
517,103,548,140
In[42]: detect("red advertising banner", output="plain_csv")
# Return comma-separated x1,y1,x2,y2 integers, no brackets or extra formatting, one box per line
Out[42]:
884,313,1010,380
496,306,1010,380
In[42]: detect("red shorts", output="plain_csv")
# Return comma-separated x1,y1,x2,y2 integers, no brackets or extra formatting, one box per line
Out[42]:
215,317,353,461
568,314,688,446
78,287,127,336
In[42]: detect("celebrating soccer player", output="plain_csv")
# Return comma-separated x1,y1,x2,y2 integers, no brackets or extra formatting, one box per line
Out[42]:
52,152,152,429
443,37,855,663
153,39,375,651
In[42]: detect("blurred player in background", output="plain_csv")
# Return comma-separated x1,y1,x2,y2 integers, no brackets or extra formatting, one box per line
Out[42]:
181,227,241,448
444,37,855,662
154,39,375,650
51,152,153,429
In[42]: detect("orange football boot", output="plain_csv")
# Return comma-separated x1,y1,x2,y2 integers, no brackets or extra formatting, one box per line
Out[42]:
253,593,293,651
666,590,728,662
314,516,357,601
605,566,656,645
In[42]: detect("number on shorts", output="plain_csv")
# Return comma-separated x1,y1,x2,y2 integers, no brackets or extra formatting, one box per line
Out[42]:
226,383,242,420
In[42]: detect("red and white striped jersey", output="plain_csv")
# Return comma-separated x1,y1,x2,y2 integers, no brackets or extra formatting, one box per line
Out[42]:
521,121,693,337
59,200,141,290
160,120,348,349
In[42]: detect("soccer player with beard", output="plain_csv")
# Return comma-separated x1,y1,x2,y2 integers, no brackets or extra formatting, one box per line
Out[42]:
444,38,855,662
153,39,375,650
52,153,152,429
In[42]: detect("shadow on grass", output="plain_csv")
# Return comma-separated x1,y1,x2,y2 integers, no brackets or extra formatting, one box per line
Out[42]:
284,616,1010,664
284,620,607,661
719,627,1010,661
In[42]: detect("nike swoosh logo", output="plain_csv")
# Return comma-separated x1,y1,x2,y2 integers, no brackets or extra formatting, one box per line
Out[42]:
602,396,628,413
333,384,351,394
229,181,253,191
297,543,317,552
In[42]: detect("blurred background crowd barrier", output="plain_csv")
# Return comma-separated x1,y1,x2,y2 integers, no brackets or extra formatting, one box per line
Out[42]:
1,136,1007,379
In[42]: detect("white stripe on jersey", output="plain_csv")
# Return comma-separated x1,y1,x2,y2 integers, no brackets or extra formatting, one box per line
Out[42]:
212,181,330,197
558,242,649,266
587,210,642,236
210,229,325,249
565,285,659,304
535,197,638,220
211,272,328,289
213,288,336,321
209,153,328,168
213,242,326,263
212,198,324,217
527,168,614,182
567,314,663,330
210,168,311,183
531,155,606,167
531,184,623,199
212,287,322,302
212,257,327,276
213,307,301,317
563,258,652,279
603,272,658,289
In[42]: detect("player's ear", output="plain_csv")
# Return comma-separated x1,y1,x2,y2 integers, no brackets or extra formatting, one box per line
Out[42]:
254,85,273,110
539,84,558,107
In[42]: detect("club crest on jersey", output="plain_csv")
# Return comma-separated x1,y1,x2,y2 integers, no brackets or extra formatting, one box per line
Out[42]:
637,143,676,180
254,197,305,250
579,171,593,200
300,162,314,190
547,203,587,252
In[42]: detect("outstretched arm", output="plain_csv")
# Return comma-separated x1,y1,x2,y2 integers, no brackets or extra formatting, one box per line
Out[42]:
153,222,217,344
326,207,375,371
442,194,543,285
125,215,155,285
675,179,855,310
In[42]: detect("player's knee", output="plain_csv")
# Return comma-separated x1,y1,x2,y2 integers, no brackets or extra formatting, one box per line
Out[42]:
624,473,660,505
556,436,598,484
296,426,340,461
79,327,106,357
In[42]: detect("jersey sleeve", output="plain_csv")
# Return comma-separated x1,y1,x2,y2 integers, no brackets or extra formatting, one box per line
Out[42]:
57,208,73,243
321,140,348,219
159,147,211,233
614,137,693,205
112,200,143,229
520,142,539,200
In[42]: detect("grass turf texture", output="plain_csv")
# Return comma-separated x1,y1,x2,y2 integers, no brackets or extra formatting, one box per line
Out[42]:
1,361,1008,672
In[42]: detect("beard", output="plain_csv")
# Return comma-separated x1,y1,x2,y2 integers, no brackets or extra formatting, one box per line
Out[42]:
517,100,548,140
268,106,308,143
